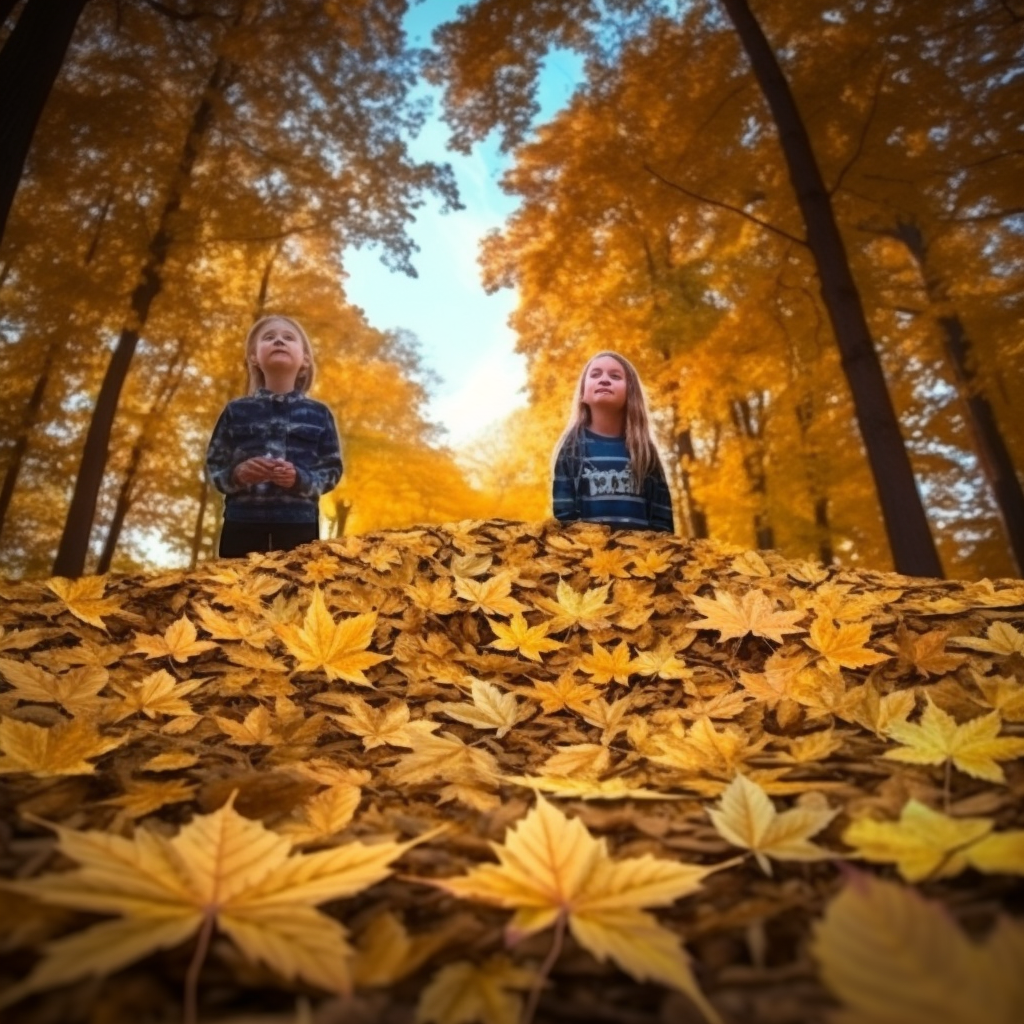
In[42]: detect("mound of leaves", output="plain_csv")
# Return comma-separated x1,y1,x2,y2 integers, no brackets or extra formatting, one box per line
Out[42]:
1,518,1023,1024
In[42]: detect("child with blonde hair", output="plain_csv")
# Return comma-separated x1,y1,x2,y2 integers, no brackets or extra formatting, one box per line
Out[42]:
552,351,674,532
206,315,342,557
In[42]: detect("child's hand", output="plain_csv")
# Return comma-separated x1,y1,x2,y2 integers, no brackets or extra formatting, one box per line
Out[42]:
268,459,297,488
233,457,278,486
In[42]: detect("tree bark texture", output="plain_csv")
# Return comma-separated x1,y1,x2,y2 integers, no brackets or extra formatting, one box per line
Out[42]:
718,0,943,577
0,0,90,244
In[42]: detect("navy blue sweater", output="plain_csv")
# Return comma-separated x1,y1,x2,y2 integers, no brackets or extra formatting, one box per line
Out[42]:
205,389,342,524
552,429,674,532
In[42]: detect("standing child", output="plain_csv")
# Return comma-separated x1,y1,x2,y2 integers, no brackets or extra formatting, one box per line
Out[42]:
552,351,674,532
205,315,342,558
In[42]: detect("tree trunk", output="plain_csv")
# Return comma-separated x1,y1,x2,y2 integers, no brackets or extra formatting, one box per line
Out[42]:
189,474,211,569
718,0,942,577
0,0,90,244
731,394,775,550
892,220,1024,575
93,348,185,573
0,336,57,544
0,0,23,32
52,55,231,577
795,393,834,566
674,426,709,539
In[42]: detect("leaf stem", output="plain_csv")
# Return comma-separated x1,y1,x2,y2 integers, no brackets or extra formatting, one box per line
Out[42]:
183,911,215,1024
521,911,567,1024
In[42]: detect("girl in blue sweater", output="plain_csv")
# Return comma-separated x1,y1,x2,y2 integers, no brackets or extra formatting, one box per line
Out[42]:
552,351,674,532
206,316,342,557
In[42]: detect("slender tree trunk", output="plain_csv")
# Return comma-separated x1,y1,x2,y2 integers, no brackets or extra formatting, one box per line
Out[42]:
0,0,90,244
0,337,57,544
794,393,834,566
674,426,709,539
731,394,775,550
892,220,1024,575
189,473,211,569
717,0,942,577
52,56,231,576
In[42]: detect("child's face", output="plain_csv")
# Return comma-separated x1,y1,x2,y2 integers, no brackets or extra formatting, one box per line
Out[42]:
253,319,307,382
583,355,627,412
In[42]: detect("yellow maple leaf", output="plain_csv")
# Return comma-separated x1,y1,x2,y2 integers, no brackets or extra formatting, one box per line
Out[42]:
950,621,1024,656
276,783,362,845
0,658,109,717
970,671,1024,722
540,742,611,779
46,575,122,630
103,778,197,820
436,679,529,739
112,669,203,720
894,624,966,677
323,694,438,749
0,795,423,1009
883,697,1024,783
192,602,273,648
353,911,473,989
812,871,1024,1024
706,774,837,875
516,672,602,715
578,640,635,685
275,588,388,684
389,731,500,789
689,589,804,644
132,615,219,662
454,571,526,616
583,546,634,582
0,625,51,652
646,717,770,780
214,705,277,746
0,717,125,776
487,613,563,662
805,617,890,672
533,579,615,631
416,955,535,1024
632,640,694,680
629,549,673,579
404,578,459,615
424,796,723,1023
842,799,998,882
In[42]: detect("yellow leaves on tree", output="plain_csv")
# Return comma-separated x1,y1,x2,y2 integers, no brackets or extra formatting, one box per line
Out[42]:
425,796,723,1024
275,587,388,684
812,871,1024,1024
0,794,423,1009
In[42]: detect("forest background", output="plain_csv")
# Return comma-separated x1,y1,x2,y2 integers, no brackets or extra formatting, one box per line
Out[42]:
0,0,1022,583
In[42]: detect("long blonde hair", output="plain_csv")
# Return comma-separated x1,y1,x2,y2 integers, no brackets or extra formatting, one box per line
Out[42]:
553,351,664,490
243,315,316,395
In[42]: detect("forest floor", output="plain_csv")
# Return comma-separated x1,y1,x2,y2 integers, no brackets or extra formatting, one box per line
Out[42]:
0,518,1022,1024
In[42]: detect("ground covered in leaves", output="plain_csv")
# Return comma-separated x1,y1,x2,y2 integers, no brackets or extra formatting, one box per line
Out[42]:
1,518,1023,1024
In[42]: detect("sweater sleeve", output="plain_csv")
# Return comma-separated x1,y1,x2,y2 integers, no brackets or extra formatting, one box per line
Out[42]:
205,404,244,495
552,444,579,522
647,466,675,533
291,405,343,499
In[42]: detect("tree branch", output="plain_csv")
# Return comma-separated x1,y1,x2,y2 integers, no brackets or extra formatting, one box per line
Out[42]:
829,61,887,196
643,163,806,245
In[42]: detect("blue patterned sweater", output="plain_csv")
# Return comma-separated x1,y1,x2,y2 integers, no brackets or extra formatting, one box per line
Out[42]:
205,389,342,524
552,429,674,532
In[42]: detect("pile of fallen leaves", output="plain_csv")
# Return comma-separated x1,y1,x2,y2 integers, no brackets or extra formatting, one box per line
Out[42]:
1,518,1022,1024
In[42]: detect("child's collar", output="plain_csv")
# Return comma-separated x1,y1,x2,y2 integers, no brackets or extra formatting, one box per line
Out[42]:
254,387,303,400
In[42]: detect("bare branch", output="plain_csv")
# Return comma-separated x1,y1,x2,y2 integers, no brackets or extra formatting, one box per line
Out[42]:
829,61,887,196
643,163,806,246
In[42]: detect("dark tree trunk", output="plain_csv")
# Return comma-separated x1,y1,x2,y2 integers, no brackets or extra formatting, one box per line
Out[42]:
0,0,23,32
892,220,1024,575
52,56,230,577
815,496,834,566
0,337,57,544
189,474,211,569
718,0,942,577
674,426,709,539
794,393,834,566
0,0,90,245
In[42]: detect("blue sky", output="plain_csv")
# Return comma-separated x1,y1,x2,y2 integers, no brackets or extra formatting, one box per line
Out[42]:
342,1,581,448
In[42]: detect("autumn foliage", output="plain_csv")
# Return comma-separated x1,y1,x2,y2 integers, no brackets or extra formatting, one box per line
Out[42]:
1,519,1022,1023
